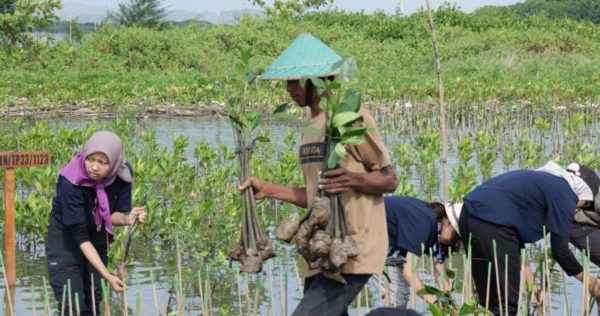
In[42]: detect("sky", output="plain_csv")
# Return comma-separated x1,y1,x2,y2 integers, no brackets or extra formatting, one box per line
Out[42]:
90,0,525,14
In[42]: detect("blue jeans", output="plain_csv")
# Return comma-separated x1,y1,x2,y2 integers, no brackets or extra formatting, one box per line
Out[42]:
386,253,410,309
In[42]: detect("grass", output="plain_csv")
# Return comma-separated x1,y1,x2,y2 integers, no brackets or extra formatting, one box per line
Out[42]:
1,8,600,114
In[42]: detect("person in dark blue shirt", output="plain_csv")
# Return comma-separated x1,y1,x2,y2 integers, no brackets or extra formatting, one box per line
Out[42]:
384,196,461,308
46,131,147,315
459,161,600,316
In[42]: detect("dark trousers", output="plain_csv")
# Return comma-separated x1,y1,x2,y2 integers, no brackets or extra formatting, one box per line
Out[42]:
459,213,520,316
46,217,106,316
570,222,600,267
292,273,371,316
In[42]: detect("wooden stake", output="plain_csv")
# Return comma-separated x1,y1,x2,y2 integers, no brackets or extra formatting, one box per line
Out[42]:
3,169,16,288
424,0,449,205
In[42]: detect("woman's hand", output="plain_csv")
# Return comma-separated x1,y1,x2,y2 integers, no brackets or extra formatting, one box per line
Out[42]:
126,206,146,226
107,274,124,292
530,285,542,306
589,278,600,299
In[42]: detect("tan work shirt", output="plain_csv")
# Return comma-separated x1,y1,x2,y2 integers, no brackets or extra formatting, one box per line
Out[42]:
299,107,391,276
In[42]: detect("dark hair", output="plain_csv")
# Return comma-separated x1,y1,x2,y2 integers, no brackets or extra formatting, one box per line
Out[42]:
428,202,462,254
427,202,446,221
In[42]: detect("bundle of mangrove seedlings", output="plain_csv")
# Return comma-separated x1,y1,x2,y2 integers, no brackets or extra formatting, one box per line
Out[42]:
226,46,275,273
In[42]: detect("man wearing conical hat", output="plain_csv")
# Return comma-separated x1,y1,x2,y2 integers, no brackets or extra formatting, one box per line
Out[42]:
240,34,398,315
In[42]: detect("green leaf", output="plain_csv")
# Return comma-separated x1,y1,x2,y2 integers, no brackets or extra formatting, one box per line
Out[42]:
311,77,326,91
343,127,371,138
332,112,361,128
339,88,361,113
418,285,444,296
428,303,443,316
341,136,364,146
273,103,289,114
253,135,270,143
334,143,347,157
445,269,456,279
298,127,324,136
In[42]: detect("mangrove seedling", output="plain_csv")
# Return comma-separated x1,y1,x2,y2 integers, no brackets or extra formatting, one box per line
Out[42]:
226,46,275,273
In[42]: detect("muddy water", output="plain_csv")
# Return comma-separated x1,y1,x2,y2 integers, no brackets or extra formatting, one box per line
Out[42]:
2,116,599,315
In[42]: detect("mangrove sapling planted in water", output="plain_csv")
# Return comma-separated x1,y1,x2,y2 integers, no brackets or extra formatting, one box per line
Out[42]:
226,46,275,273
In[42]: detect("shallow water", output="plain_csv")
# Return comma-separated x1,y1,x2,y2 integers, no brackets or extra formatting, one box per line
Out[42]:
2,115,599,315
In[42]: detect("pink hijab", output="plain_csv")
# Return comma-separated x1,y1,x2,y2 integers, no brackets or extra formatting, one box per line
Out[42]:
60,131,132,236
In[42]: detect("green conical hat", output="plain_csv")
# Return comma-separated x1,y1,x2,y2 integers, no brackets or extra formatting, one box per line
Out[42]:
259,33,342,80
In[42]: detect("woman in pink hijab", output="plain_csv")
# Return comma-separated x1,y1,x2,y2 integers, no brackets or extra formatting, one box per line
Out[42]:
46,131,147,315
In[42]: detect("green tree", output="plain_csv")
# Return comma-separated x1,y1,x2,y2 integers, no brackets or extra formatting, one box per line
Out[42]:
250,0,334,18
0,0,61,46
108,0,167,28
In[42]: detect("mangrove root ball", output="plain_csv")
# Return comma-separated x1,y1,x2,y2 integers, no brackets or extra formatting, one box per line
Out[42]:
310,196,331,227
329,238,348,268
115,262,131,285
308,230,333,258
342,235,359,258
276,214,301,243
240,248,262,273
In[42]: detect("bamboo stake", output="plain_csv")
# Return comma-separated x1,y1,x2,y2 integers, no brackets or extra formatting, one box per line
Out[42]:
43,277,51,316
505,254,509,316
90,274,96,316
123,283,128,316
68,279,73,316
75,293,80,316
561,271,570,316
151,271,159,316
0,252,14,316
293,262,303,299
252,277,260,316
31,283,37,316
267,263,275,316
410,254,417,310
365,284,370,312
493,240,503,316
517,250,526,316
425,0,449,205
378,272,383,307
198,271,206,316
278,259,287,316
236,275,243,316
245,275,251,316
486,261,492,311
542,226,551,315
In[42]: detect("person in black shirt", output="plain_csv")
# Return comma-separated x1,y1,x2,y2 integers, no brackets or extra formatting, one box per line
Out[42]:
46,131,147,315
460,161,600,315
384,196,461,308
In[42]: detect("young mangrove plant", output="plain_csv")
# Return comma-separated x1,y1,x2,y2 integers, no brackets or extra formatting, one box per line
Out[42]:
226,46,275,273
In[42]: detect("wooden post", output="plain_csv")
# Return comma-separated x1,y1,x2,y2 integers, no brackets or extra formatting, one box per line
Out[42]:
0,150,51,315
425,0,449,205
4,168,15,286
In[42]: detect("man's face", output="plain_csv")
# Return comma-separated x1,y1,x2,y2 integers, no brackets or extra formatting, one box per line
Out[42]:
286,80,307,106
